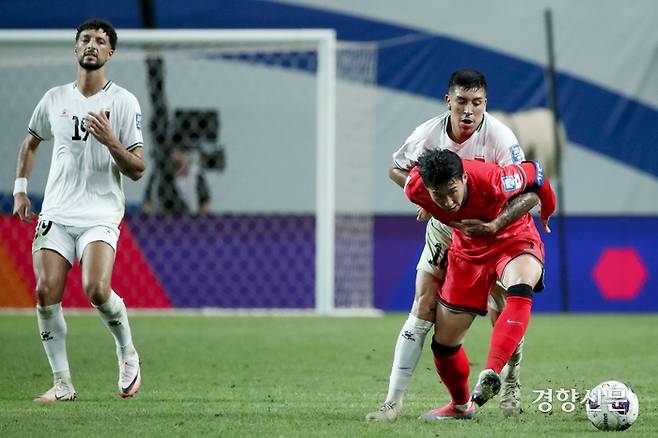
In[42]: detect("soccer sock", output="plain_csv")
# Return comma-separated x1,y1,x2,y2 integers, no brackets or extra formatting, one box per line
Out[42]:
431,339,470,406
386,314,433,405
95,291,136,360
501,337,524,382
486,287,533,374
36,303,71,382
508,337,524,367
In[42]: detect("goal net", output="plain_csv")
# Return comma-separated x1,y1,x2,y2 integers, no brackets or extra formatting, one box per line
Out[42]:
0,29,378,315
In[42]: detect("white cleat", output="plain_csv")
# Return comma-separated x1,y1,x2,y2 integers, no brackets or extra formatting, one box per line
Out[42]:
34,378,77,402
366,402,401,422
118,354,141,398
499,364,522,417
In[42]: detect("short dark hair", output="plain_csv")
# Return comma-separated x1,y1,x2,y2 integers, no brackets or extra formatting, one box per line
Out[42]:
418,149,464,188
448,69,487,94
76,19,117,50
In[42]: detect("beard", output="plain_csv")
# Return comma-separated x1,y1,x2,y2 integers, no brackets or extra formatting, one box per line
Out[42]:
78,55,104,71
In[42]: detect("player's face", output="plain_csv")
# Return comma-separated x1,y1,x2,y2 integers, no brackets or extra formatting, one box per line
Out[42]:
75,29,113,71
445,86,487,142
428,174,468,212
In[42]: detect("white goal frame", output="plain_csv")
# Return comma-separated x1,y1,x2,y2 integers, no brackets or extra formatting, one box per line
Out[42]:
0,29,338,315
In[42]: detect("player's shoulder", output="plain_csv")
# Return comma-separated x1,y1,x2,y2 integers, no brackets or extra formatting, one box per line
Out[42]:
105,81,139,103
463,158,502,181
483,113,515,135
105,81,126,95
411,112,449,135
463,158,497,172
41,82,75,100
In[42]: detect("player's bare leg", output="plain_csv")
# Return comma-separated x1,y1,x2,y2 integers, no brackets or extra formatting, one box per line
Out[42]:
33,249,77,402
82,241,141,398
366,270,439,421
488,283,524,416
419,305,476,420
472,255,542,408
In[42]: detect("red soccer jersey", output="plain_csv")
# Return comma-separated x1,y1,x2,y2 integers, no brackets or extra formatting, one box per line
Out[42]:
405,160,542,263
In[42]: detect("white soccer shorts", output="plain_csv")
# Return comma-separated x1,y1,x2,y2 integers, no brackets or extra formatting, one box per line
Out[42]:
32,216,119,266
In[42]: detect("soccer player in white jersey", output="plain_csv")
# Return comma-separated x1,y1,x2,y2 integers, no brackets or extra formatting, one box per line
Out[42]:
12,19,145,402
367,69,538,420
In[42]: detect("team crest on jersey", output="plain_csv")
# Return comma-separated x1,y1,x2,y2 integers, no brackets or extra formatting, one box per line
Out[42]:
501,174,522,192
135,113,142,130
510,144,523,163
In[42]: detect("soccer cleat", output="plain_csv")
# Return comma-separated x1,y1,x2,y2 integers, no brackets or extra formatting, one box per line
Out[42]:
499,364,522,417
365,402,401,422
33,378,77,402
418,401,476,420
118,354,141,398
471,369,501,407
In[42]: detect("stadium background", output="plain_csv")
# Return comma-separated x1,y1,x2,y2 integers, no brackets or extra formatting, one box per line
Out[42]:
0,0,656,313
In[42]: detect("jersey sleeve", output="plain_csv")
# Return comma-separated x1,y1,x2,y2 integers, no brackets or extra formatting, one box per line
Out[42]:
392,117,442,170
488,115,525,166
118,92,144,151
403,166,433,209
492,161,556,220
491,163,532,202
27,91,53,141
392,136,430,170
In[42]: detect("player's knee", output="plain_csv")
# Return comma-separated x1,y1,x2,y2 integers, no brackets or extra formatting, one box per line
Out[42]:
83,280,111,305
413,290,437,320
35,282,57,305
505,283,534,299
431,338,461,357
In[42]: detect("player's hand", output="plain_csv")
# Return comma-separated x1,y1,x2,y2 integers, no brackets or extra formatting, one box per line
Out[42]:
12,193,36,223
416,206,431,221
84,110,116,146
449,219,498,236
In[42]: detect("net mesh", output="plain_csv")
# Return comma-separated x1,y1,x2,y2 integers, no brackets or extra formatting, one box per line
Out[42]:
0,34,377,312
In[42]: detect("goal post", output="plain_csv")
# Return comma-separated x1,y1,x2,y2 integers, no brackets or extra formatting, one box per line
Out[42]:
0,29,378,316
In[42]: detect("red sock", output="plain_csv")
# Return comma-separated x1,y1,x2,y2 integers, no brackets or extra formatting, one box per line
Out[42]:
432,344,470,405
486,295,532,373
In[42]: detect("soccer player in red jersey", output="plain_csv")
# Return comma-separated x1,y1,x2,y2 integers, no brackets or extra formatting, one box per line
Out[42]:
404,149,556,420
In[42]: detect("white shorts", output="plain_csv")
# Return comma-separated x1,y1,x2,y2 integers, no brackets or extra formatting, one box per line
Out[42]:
32,216,119,266
416,217,506,313
416,217,452,277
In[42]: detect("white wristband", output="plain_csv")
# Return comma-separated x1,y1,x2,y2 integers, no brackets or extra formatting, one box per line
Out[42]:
13,177,28,195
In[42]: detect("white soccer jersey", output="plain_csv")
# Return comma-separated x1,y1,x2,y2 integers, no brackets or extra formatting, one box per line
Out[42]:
392,112,524,170
28,81,143,227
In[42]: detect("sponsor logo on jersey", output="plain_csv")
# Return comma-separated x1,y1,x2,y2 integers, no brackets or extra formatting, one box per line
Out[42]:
135,113,142,130
501,174,522,192
510,144,523,163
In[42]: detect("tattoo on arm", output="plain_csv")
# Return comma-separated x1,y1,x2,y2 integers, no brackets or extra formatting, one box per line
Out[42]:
494,192,539,230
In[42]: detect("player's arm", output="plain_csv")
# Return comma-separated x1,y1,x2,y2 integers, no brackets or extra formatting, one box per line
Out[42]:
84,111,145,181
451,192,539,236
518,161,557,232
12,133,41,223
393,164,431,221
388,165,409,189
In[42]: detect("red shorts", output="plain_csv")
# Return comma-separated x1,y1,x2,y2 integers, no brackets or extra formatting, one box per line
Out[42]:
436,238,544,316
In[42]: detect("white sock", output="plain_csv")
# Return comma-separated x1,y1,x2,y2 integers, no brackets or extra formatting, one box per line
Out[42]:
95,291,136,360
36,303,71,381
385,313,434,405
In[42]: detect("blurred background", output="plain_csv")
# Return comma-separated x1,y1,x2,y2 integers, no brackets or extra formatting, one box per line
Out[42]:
0,0,656,314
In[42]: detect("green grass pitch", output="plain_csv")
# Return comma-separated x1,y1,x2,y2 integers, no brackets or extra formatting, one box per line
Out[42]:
0,313,656,437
